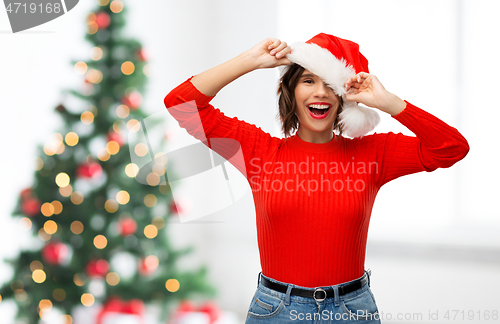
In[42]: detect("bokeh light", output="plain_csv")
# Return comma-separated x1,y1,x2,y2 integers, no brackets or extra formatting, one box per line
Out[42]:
94,235,107,249
87,21,98,35
39,299,52,311
61,315,73,324
59,185,73,197
70,221,84,234
90,47,104,60
14,289,28,302
152,162,166,175
146,173,160,186
74,62,88,75
81,111,94,125
70,192,84,205
125,163,139,178
105,272,120,286
134,143,148,157
106,141,120,155
97,148,111,162
52,200,63,214
165,279,180,292
126,119,140,132
121,61,135,75
116,191,130,205
53,288,66,302
87,69,103,84
32,269,46,283
65,132,79,146
104,199,119,213
110,1,124,13
81,293,95,307
19,217,32,231
144,225,158,239
152,216,165,229
30,261,43,271
35,157,44,171
38,228,51,241
41,202,55,217
73,273,86,286
116,105,129,118
44,220,58,235
144,194,157,207
55,172,70,187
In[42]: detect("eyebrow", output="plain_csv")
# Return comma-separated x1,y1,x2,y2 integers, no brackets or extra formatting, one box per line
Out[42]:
300,73,316,79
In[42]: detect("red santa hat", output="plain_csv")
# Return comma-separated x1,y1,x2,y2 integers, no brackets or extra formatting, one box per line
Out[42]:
280,33,380,138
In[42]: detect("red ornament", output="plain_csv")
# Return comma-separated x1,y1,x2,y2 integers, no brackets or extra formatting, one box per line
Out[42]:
95,12,111,29
173,301,220,324
96,297,145,324
107,131,123,147
21,197,41,217
135,48,147,62
86,259,109,278
42,242,70,266
76,162,103,179
118,218,137,236
20,188,32,200
170,200,183,214
199,302,221,324
177,300,196,313
138,256,158,276
121,91,142,110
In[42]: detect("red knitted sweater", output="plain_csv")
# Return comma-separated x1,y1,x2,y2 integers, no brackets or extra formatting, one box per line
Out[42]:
164,77,469,288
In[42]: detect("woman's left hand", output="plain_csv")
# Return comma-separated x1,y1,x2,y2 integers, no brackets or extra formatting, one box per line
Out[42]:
344,72,406,116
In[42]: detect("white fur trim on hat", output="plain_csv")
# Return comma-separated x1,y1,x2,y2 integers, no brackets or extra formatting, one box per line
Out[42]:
279,42,380,138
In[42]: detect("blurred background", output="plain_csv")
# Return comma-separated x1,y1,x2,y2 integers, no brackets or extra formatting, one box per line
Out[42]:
1,0,499,323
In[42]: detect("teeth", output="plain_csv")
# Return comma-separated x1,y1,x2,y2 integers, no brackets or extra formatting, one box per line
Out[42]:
308,104,330,109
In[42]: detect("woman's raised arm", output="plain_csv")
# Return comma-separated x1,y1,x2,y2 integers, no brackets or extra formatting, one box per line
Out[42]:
191,38,292,96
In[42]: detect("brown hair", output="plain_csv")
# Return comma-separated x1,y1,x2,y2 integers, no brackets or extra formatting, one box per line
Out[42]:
276,63,343,138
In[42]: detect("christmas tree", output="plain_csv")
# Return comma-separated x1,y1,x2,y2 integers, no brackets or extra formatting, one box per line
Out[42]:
0,0,214,323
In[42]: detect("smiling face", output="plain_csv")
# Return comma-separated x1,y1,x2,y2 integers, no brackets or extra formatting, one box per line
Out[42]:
294,69,341,143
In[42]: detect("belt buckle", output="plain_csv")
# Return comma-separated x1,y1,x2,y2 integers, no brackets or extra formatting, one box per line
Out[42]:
313,288,327,302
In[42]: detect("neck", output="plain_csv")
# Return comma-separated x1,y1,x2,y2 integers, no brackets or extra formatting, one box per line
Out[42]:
296,127,335,143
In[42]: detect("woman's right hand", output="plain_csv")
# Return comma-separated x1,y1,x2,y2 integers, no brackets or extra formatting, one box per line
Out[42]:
247,38,292,69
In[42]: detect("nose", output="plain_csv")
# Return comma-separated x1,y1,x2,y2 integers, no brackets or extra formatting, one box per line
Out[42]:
313,81,329,97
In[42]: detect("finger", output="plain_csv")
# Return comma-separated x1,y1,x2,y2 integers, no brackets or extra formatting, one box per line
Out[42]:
276,45,291,59
270,44,286,56
267,38,281,51
272,41,288,56
357,72,370,83
344,75,358,88
346,80,361,91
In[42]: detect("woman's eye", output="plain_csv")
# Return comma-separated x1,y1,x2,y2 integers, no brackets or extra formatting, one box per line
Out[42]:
304,79,313,84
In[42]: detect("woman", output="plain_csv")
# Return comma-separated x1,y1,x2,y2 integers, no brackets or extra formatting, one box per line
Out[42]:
164,34,469,323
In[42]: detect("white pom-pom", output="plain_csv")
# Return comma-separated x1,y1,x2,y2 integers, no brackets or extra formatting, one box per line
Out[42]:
339,101,380,138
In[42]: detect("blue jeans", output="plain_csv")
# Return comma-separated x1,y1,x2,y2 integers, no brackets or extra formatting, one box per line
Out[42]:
245,270,381,323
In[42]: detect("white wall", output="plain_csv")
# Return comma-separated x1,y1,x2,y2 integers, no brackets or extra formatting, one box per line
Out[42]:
1,1,499,323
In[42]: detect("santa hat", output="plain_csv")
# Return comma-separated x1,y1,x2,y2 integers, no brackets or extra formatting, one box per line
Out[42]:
280,33,380,138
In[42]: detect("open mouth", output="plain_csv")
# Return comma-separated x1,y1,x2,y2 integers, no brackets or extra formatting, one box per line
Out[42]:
308,104,331,116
